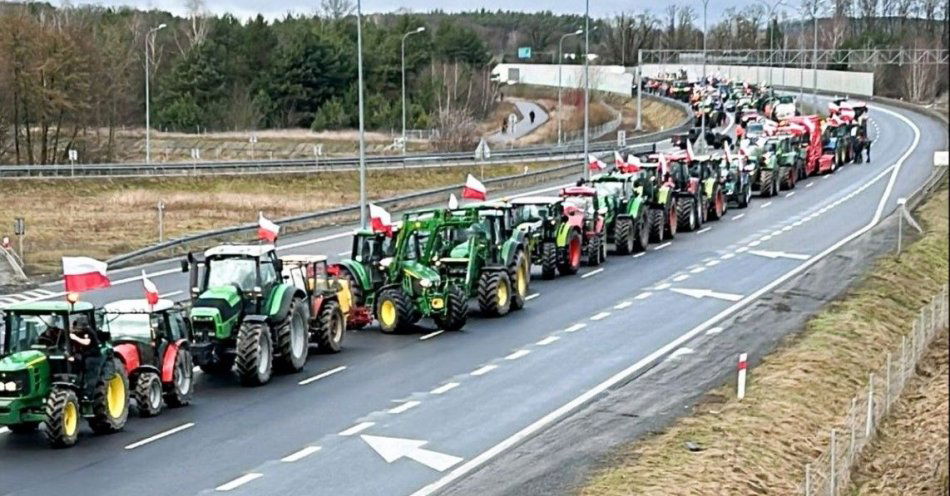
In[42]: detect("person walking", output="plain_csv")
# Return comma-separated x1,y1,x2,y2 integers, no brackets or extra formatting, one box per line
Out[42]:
529,110,536,124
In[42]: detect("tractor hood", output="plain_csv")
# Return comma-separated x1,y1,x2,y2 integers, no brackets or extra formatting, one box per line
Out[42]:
449,240,473,258
401,261,441,285
191,285,241,323
0,350,46,372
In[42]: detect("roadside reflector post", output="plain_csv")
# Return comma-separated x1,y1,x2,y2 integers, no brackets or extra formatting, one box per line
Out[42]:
157,200,166,242
737,352,748,400
865,373,875,438
829,429,837,495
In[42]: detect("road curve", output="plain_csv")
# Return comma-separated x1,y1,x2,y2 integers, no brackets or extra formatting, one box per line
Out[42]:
487,99,549,143
0,97,944,496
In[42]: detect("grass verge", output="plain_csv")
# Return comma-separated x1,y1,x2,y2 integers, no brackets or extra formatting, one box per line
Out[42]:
579,183,948,496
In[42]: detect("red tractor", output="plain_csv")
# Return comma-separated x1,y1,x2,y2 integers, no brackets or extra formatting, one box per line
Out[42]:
105,299,194,417
560,186,608,267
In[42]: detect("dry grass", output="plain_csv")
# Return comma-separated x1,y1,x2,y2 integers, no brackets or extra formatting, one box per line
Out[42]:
1,162,560,275
580,184,949,496
849,328,949,496
617,98,687,135
477,101,522,135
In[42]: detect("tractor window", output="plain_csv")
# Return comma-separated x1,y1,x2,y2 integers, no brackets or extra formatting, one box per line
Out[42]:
259,260,278,288
4,313,67,353
105,313,152,342
169,312,187,341
593,181,623,199
207,257,258,291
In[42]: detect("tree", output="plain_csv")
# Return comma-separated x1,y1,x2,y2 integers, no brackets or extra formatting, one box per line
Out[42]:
321,0,354,20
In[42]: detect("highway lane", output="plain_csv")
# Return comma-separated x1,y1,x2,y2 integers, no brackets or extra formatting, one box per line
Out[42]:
0,98,943,496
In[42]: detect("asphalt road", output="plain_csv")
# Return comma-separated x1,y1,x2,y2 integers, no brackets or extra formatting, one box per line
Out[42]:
488,99,549,143
0,97,943,496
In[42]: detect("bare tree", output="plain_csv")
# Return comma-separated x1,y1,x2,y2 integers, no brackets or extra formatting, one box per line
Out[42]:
321,0,354,20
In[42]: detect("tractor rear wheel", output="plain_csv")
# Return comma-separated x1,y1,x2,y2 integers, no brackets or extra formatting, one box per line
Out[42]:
633,215,650,252
648,208,664,242
164,348,194,408
558,230,582,276
509,251,529,311
614,218,635,255
312,299,345,353
235,323,274,387
434,285,468,332
665,200,678,239
134,372,163,417
376,288,413,334
88,359,129,434
477,270,512,317
275,297,309,373
8,422,38,434
760,170,775,197
540,242,558,279
43,388,80,448
676,197,699,232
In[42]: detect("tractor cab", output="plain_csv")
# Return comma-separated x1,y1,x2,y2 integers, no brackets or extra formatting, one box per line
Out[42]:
348,230,397,288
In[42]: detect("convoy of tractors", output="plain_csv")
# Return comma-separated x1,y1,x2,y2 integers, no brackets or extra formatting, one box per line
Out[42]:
0,72,873,448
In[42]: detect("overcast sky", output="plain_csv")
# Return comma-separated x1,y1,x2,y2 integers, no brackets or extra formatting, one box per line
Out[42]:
58,0,762,23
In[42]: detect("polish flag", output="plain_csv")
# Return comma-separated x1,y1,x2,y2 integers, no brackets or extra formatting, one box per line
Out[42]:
258,212,279,242
625,154,643,172
658,153,669,177
686,138,695,162
462,174,487,200
369,203,393,236
587,154,607,171
142,270,159,306
448,194,459,209
614,151,626,169
725,145,734,164
62,257,110,293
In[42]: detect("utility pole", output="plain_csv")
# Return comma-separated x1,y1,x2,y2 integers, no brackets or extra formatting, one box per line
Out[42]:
583,0,590,180
557,29,583,145
401,26,425,154
636,49,643,131
357,0,367,228
701,0,709,152
144,23,166,165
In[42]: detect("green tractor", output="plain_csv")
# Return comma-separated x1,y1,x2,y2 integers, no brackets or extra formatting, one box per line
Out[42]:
760,136,802,191
508,196,582,278
0,301,130,448
333,229,399,329
628,155,679,243
181,244,344,386
745,142,782,198
587,171,651,254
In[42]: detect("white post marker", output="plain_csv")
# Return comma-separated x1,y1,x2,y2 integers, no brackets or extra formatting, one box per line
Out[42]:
737,353,748,400
361,435,463,472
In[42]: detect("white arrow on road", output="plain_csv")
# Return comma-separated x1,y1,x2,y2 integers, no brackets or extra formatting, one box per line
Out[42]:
748,249,810,261
361,435,463,472
670,287,744,302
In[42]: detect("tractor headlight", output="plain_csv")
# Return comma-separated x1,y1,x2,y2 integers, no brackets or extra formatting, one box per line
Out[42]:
3,381,16,392
419,278,433,289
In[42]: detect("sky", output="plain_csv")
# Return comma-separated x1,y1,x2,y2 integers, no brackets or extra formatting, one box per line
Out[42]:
54,0,758,23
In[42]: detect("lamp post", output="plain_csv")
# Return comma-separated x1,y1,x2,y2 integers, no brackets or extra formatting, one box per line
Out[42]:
144,23,166,165
357,0,367,228
583,0,590,179
700,0,710,152
807,1,827,106
621,21,637,67
757,0,786,86
401,26,425,152
557,28,583,145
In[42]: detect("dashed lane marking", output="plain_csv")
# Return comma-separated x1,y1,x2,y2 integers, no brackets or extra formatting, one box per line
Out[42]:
633,252,646,258
705,260,720,267
216,473,263,492
785,192,796,198
736,246,749,253
281,446,321,463
760,201,772,208
525,293,540,301
388,401,421,414
420,331,444,341
564,323,587,333
339,422,375,436
654,283,671,290
634,292,653,300
536,336,560,346
653,242,672,251
336,250,350,256
731,214,745,220
430,383,459,395
673,274,689,282
589,312,610,321
581,268,604,279
470,365,498,376
690,267,705,274
697,227,712,234
806,182,815,188
298,366,347,386
613,301,632,310
124,422,195,450
505,350,531,361
721,253,736,260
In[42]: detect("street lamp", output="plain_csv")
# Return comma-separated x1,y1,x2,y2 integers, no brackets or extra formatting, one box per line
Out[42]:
401,26,425,152
356,0,367,228
144,23,166,165
805,0,828,106
756,0,786,86
557,28,583,145
700,0,710,153
583,0,590,179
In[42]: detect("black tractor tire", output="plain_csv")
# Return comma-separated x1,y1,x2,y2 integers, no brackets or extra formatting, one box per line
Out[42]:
633,215,650,252
613,218,635,255
312,299,345,354
337,266,363,307
375,287,414,334
8,422,39,434
540,242,558,280
780,166,795,190
477,270,512,317
760,170,776,197
508,250,529,311
235,322,274,387
586,235,603,266
664,200,678,239
88,359,130,434
199,354,234,376
164,348,194,408
558,230,583,276
738,182,752,208
275,297,309,373
134,372,164,418
433,285,468,332
648,208,665,242
676,197,699,232
43,388,80,448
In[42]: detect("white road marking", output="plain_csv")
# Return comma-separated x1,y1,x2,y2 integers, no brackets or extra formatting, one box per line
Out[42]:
749,250,811,261
470,365,498,376
281,446,322,463
525,293,540,301
792,220,804,226
670,287,744,302
705,326,724,335
0,427,10,435
697,227,712,234
731,214,745,220
564,323,587,333
634,291,653,300
771,230,783,236
336,250,350,256
705,260,720,267
668,347,694,359
298,365,347,386
536,336,560,346
759,235,772,241
361,435,463,473
505,350,531,361
690,267,705,274
589,312,610,321
806,182,815,188
124,422,195,450
721,253,736,260
785,192,796,198
781,225,793,232
419,331,444,341
748,240,761,247
216,473,263,492
824,174,832,180
339,422,375,436
673,274,689,282
760,201,773,209
279,231,356,250
430,383,459,395
581,268,604,279
736,246,749,253
633,252,646,258
388,401,422,414
613,301,633,310
159,290,183,299
652,242,672,251
654,283,672,290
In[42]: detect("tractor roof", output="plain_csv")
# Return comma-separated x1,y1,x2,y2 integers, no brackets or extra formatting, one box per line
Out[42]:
561,186,597,197
2,301,95,312
103,299,175,314
280,255,328,265
205,244,275,258
508,196,561,205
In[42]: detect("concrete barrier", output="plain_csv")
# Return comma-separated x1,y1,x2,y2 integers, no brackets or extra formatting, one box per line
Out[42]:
640,63,874,96
492,64,633,96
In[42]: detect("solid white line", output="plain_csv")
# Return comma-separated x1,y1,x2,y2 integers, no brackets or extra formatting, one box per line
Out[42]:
760,201,772,209
124,422,195,450
697,227,712,234
613,301,632,310
525,293,540,301
388,401,422,414
298,365,347,386
653,242,672,251
409,103,923,496
589,312,610,321
419,330,445,341
690,267,705,274
634,291,653,300
339,422,375,436
505,349,531,361
471,365,498,376
281,446,322,463
785,192,796,198
633,252,646,258
581,268,604,279
564,323,587,333
216,473,263,492
705,326,724,335
430,382,460,395
731,214,745,220
536,336,560,346
673,274,689,282
806,182,815,188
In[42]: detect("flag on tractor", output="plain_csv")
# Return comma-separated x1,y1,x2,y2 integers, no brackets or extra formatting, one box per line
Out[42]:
614,151,626,169
62,257,110,292
142,270,159,306
588,154,607,171
462,174,487,200
369,203,394,236
258,212,280,242
448,194,459,209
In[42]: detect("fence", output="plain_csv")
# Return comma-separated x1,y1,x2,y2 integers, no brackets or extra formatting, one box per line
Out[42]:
802,283,949,496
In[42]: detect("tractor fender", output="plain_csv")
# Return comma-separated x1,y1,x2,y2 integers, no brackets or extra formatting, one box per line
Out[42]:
337,259,372,293
626,195,644,218
500,239,524,268
161,339,188,383
267,284,308,324
113,343,140,376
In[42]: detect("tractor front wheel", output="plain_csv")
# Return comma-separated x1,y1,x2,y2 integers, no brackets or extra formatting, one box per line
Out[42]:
665,200,678,239
676,197,699,232
434,285,468,332
586,235,603,266
540,242,558,279
275,297,309,373
509,250,529,311
477,270,512,317
738,181,752,208
648,208,664,242
558,231,583,276
235,323,274,387
709,190,725,221
376,288,413,334
164,348,194,408
134,372,163,418
88,359,130,434
313,299,345,353
633,215,650,252
614,218,635,255
759,170,775,197
43,388,80,448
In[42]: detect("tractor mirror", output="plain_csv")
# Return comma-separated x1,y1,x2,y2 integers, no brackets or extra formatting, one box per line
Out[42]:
274,259,283,273
180,259,189,273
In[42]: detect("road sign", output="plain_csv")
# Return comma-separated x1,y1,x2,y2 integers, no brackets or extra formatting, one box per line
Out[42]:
13,218,24,236
68,149,78,161
361,435,462,472
517,47,532,59
475,139,491,160
617,130,627,147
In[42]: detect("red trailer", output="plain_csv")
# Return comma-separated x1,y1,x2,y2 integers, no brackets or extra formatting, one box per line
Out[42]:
787,115,824,176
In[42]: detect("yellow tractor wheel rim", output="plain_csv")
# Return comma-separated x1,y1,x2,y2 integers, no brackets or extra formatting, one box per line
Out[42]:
63,401,78,436
517,266,527,296
380,300,397,326
497,279,509,306
107,374,126,418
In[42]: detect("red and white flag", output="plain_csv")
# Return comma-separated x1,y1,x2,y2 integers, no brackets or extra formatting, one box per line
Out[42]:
258,212,280,243
587,154,607,171
658,153,670,177
142,270,159,306
685,138,695,162
448,194,459,209
369,203,393,236
625,154,643,172
725,145,734,164
462,174,487,200
614,151,626,169
62,257,110,293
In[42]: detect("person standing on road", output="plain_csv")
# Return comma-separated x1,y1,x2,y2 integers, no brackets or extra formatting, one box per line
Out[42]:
529,110,536,124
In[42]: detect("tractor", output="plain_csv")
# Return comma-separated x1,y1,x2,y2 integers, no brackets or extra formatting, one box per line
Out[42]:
508,196,581,279
719,150,754,209
587,171,651,254
560,186,609,266
758,136,802,191
181,244,348,386
334,228,398,329
104,299,194,417
666,154,707,232
627,156,678,243
0,301,129,448
744,142,782,198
